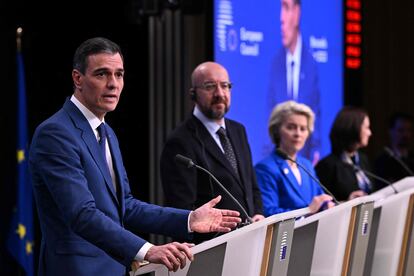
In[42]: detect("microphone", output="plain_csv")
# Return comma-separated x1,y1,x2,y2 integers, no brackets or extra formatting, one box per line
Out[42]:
174,154,253,224
351,163,398,194
384,146,414,176
275,148,340,204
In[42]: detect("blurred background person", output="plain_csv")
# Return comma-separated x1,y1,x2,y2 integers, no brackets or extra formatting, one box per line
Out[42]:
255,101,333,216
268,0,321,163
374,112,414,188
315,106,373,201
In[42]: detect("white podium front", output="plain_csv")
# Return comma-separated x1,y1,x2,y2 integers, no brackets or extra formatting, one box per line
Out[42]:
133,207,310,276
367,186,414,276
288,196,375,276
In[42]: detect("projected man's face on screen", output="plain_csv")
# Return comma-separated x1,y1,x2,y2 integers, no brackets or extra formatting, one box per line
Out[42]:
280,0,301,53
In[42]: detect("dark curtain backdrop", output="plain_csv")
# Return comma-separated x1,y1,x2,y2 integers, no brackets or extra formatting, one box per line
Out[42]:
1,0,413,275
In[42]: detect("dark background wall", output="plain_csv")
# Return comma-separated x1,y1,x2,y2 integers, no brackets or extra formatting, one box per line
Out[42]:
1,0,413,274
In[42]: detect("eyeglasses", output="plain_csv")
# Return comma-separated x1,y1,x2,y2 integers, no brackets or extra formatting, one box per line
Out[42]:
194,81,233,92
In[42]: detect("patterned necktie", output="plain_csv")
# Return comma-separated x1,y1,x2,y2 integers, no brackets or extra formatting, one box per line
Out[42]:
217,127,239,174
97,123,107,163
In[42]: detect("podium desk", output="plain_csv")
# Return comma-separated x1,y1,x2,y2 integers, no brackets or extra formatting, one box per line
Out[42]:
288,196,375,276
366,186,414,276
133,207,310,276
371,176,414,198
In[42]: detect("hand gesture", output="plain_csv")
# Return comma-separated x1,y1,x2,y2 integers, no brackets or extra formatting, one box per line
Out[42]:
190,195,241,233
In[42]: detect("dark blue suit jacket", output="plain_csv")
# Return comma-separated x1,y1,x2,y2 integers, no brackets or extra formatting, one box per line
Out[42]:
268,42,321,160
255,150,323,216
29,99,190,276
160,115,263,243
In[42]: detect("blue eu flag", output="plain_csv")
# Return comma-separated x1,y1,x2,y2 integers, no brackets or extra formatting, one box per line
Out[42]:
6,45,35,276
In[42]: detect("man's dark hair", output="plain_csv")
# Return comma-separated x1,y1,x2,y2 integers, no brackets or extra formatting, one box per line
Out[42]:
389,112,413,129
330,106,369,154
294,0,301,6
73,37,123,74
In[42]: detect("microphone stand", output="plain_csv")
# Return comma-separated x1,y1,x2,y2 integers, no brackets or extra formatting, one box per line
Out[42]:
275,148,340,204
353,164,398,194
194,164,253,226
384,146,414,176
174,154,253,226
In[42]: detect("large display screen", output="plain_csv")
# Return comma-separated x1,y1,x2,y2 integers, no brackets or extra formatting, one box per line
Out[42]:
214,0,343,164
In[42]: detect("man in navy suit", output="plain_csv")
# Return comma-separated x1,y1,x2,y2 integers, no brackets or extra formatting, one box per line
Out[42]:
268,0,321,163
160,62,264,243
29,37,241,276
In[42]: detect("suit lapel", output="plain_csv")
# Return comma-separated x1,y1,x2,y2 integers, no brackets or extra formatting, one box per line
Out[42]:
189,117,241,183
274,154,308,204
106,128,125,214
64,100,119,206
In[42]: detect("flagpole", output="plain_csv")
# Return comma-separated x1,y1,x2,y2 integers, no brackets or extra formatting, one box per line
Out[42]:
17,27,22,53
7,26,35,276
17,26,24,276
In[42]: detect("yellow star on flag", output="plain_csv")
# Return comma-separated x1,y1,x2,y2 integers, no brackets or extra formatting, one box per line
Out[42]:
17,149,25,163
26,241,33,255
16,223,26,239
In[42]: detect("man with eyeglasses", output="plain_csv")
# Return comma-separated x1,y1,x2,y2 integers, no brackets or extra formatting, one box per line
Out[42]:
160,62,264,244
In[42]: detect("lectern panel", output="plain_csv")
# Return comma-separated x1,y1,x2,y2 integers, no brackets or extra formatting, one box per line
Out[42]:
287,221,318,276
186,243,227,276
267,219,295,276
362,206,382,276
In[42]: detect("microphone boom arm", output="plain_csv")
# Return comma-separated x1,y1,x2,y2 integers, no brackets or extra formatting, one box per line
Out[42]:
275,148,340,204
195,164,254,224
353,164,398,194
174,154,253,224
384,147,414,176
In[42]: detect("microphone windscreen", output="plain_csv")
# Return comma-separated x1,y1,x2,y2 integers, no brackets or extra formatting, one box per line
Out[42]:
384,146,395,157
174,154,195,168
275,148,289,160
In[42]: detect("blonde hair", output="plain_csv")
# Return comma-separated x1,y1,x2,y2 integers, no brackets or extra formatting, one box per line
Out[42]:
268,100,315,145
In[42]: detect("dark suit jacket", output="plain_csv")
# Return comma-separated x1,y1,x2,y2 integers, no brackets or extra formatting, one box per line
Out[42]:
160,115,263,242
315,152,372,201
29,99,190,276
268,42,320,159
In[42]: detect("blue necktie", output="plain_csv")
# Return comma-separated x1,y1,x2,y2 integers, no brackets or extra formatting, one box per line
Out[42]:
97,123,107,163
289,60,295,99
97,123,118,193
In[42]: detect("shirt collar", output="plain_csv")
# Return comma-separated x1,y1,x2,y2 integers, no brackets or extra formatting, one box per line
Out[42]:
70,95,104,131
193,105,225,134
287,33,302,65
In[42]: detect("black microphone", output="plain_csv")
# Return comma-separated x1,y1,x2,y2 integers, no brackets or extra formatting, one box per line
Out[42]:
351,163,398,194
275,148,340,204
174,154,253,224
384,146,414,176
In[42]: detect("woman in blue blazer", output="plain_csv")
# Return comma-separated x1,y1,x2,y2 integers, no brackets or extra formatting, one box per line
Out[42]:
255,101,333,216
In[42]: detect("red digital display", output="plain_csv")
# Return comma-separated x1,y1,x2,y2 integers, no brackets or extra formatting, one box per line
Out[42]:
345,0,362,69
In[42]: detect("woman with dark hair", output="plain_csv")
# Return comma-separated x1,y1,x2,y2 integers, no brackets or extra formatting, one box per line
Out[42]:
315,106,373,201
